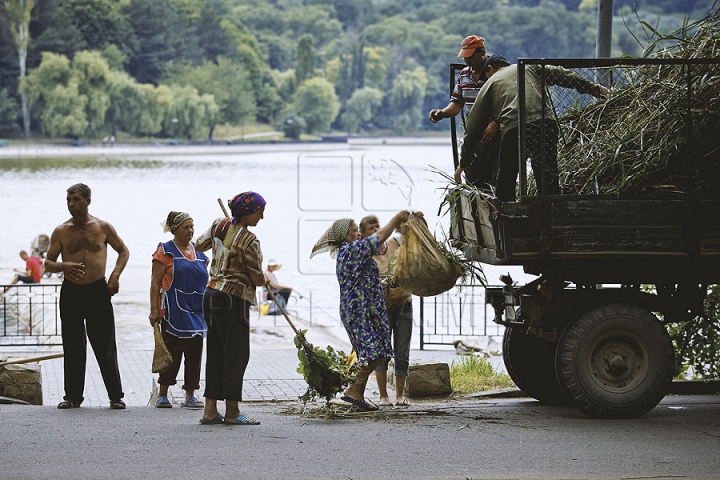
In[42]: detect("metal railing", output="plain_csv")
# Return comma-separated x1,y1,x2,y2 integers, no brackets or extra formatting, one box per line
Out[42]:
256,288,341,329
1,284,62,346
419,284,504,349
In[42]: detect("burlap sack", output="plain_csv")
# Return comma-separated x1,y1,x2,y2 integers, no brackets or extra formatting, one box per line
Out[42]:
151,323,173,373
394,215,460,297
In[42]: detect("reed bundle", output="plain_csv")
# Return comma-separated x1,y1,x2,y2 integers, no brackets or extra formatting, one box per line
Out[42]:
558,11,720,195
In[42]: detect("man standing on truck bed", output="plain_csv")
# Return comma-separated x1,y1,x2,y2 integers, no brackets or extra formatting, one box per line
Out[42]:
44,183,130,410
461,55,608,201
428,35,500,191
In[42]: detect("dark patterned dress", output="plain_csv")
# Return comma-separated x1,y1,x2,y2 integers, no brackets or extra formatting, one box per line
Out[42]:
336,234,394,365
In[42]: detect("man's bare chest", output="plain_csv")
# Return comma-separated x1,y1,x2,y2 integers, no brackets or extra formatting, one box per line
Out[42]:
65,226,105,254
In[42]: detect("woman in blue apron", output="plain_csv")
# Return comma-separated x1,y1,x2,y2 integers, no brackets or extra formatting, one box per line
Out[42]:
149,211,209,409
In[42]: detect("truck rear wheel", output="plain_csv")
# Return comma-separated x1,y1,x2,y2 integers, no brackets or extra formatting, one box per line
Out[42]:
556,304,674,418
503,327,568,405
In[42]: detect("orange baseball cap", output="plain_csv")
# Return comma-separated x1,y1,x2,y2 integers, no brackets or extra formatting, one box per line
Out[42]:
458,35,485,58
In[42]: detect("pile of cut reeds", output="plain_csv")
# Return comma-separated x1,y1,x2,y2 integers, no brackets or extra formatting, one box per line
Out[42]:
558,11,720,195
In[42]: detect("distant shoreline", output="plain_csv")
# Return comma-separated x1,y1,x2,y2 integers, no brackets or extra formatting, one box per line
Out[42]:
0,137,451,159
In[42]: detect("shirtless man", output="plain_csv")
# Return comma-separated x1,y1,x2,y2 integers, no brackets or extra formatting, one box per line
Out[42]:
45,183,130,409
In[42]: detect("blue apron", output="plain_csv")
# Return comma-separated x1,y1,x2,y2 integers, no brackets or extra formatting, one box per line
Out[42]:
160,240,208,338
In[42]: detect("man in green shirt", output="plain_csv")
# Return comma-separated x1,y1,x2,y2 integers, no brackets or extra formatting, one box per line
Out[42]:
461,55,608,201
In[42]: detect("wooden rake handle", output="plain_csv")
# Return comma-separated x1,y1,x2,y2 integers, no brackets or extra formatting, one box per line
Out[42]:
0,353,64,368
265,288,313,353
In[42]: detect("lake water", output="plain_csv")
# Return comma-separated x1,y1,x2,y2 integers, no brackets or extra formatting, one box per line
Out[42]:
0,141,533,348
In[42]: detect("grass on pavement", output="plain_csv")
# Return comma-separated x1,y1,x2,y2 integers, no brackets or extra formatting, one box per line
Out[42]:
450,354,515,394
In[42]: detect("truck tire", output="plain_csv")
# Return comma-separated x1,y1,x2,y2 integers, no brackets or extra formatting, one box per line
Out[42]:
503,327,568,405
556,303,674,418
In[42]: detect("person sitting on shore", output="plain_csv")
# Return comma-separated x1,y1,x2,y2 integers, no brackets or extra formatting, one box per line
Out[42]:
6,250,43,291
264,259,293,314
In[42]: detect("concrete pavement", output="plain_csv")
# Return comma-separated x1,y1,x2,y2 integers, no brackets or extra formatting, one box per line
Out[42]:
3,313,719,480
0,394,718,479
1,311,479,407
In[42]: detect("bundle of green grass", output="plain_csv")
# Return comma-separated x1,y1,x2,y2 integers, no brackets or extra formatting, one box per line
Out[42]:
294,331,357,404
558,11,720,195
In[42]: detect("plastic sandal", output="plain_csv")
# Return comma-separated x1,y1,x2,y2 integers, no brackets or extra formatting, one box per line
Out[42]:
340,395,379,411
155,396,172,408
199,414,225,425
224,413,260,425
180,396,204,409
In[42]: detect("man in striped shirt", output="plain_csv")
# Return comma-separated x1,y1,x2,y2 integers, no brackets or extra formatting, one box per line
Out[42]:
429,35,500,190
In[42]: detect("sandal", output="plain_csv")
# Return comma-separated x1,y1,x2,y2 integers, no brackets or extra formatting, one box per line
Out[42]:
155,396,172,408
180,396,204,409
110,399,126,409
395,398,411,407
57,399,81,409
224,413,260,425
199,414,225,425
340,395,379,411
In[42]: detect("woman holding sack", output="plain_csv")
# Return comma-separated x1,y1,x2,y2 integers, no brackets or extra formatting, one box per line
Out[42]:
195,192,268,425
149,211,209,409
310,210,411,411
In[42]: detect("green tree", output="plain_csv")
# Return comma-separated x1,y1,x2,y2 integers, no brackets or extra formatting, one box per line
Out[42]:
290,77,340,134
123,0,202,84
295,34,316,86
278,111,306,139
305,0,376,30
222,18,282,123
388,66,428,134
100,44,129,71
0,88,21,137
340,86,383,133
165,84,219,139
364,47,388,90
195,0,235,61
4,0,35,138
325,57,341,85
162,57,256,136
57,0,138,57
285,5,342,45
135,84,173,136
22,50,111,138
228,1,291,68
657,284,720,379
105,69,142,138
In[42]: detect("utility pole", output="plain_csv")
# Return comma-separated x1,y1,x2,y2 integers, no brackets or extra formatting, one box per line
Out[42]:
595,0,614,85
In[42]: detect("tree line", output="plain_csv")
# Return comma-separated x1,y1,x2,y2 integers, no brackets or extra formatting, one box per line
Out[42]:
0,0,715,141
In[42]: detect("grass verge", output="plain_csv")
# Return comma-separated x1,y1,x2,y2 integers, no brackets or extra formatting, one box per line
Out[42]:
450,354,515,394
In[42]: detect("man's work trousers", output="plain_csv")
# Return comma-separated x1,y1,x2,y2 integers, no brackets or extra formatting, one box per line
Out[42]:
60,278,124,403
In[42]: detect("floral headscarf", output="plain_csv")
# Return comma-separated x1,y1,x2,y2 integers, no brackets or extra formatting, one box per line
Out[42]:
229,192,266,225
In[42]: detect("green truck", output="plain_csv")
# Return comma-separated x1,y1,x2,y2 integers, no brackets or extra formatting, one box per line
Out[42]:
448,57,720,418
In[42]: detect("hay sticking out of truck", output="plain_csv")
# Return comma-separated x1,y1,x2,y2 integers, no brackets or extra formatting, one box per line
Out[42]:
557,11,720,195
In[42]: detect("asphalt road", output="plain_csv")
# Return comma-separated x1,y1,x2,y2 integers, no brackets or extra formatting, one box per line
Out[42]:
1,394,718,479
